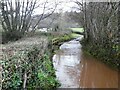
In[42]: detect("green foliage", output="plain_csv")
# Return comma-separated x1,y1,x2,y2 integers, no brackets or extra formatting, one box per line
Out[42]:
52,34,74,45
70,28,84,33
37,54,60,90
81,38,120,70
2,51,26,89
2,31,23,44
71,33,82,38
1,46,60,89
10,73,22,88
75,2,119,70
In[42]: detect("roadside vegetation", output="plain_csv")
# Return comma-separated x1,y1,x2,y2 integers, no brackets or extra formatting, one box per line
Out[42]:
70,28,84,37
1,0,119,89
1,23,80,89
0,0,61,89
1,27,78,89
71,2,120,70
0,0,81,88
70,28,84,33
1,36,60,89
51,28,84,51
52,34,74,46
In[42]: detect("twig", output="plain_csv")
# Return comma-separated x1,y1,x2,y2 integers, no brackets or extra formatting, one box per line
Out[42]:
23,70,27,89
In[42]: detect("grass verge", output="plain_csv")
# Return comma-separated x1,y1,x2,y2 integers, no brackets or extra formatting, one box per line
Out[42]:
70,28,84,33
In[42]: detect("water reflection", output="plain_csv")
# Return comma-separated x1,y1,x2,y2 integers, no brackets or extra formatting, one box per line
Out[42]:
53,40,81,88
53,39,118,88
80,54,118,88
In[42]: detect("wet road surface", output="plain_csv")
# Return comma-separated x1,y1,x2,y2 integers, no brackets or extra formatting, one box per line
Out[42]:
53,39,118,88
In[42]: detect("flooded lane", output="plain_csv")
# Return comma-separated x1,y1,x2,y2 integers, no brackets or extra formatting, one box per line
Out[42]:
53,38,118,88
80,54,118,88
53,40,81,88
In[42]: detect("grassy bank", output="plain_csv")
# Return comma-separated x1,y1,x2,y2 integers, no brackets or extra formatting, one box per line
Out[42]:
69,28,84,36
51,28,83,53
51,28,84,46
70,28,84,33
52,34,74,46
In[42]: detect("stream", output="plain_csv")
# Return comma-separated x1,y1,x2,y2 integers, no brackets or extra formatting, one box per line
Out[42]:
53,37,118,88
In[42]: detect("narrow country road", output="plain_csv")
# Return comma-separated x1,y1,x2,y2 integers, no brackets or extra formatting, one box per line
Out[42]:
53,38,118,88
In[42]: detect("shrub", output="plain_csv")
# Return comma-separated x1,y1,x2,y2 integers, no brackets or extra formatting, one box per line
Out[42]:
1,46,60,89
2,31,23,44
81,38,119,70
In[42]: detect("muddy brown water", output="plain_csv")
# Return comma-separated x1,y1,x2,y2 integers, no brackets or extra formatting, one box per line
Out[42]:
53,38,118,88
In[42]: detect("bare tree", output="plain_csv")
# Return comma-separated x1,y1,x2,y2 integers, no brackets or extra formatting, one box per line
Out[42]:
0,0,57,43
71,1,119,68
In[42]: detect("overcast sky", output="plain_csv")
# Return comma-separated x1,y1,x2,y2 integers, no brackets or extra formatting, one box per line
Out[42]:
33,0,78,15
34,0,120,15
5,0,119,15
